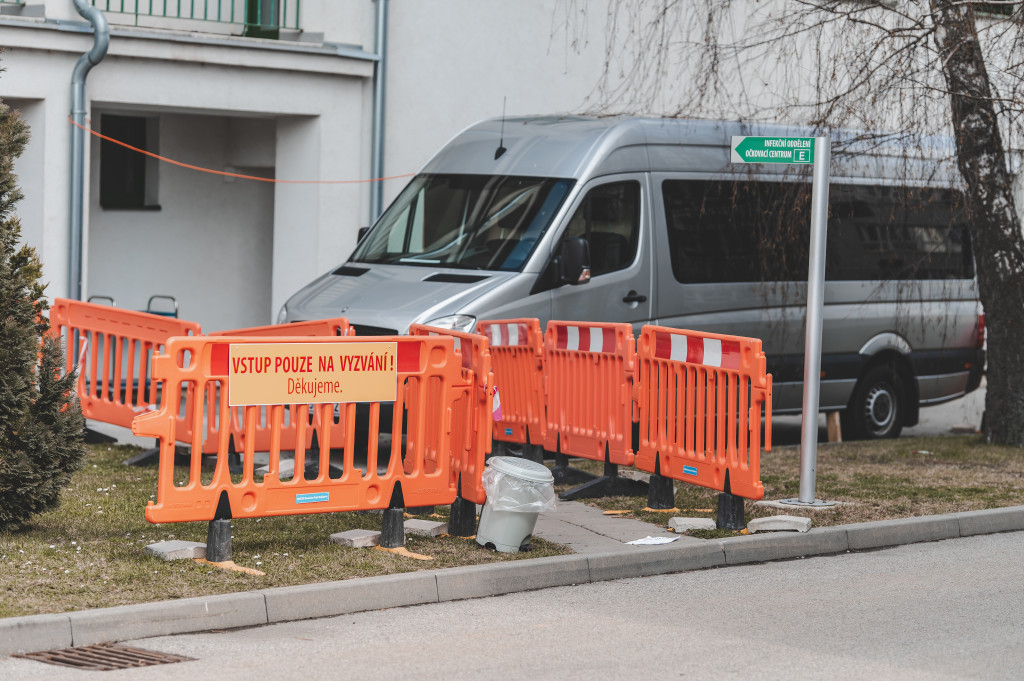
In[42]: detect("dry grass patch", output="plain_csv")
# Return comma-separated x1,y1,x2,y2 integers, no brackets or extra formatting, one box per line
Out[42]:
560,435,1024,530
0,444,568,619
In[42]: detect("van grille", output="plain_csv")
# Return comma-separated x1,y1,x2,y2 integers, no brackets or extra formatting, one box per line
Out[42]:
350,324,398,337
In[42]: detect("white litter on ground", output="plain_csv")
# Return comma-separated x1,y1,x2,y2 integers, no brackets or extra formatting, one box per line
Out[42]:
626,536,678,545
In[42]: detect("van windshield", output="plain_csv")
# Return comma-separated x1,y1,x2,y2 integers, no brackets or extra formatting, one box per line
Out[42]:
351,174,574,271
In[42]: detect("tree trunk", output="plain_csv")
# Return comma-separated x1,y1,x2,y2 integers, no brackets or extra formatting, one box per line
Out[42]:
930,1,1024,446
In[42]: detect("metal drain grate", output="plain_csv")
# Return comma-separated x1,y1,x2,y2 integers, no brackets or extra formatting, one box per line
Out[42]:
14,643,193,671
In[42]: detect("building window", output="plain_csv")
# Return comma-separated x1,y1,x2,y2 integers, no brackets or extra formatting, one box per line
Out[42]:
100,114,159,210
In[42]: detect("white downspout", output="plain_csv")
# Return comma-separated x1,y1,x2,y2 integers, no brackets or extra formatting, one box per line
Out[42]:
68,0,109,300
369,0,388,224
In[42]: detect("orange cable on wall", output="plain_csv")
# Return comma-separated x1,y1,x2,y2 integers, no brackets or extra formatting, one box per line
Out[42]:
69,116,414,184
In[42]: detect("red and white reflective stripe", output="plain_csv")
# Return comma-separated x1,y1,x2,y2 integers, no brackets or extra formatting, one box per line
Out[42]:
427,331,471,368
554,325,617,353
480,322,529,347
427,330,462,352
654,331,741,370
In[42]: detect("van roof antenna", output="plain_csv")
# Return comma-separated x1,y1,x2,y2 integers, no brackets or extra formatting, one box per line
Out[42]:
494,97,508,160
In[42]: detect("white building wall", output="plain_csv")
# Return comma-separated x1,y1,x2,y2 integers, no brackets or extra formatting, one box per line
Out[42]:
87,113,276,331
3,98,44,256
304,0,365,46
379,1,612,209
2,42,81,297
0,5,374,330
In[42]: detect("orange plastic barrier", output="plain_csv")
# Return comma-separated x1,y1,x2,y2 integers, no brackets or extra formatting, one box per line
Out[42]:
203,319,356,454
133,334,470,522
214,319,354,338
47,297,201,434
542,321,637,466
477,319,546,447
635,326,772,500
409,325,492,504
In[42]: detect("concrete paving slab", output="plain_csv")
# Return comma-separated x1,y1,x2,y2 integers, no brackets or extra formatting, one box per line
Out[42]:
263,572,438,622
747,515,813,533
144,540,206,561
330,529,381,547
533,500,700,553
668,517,716,532
404,519,448,537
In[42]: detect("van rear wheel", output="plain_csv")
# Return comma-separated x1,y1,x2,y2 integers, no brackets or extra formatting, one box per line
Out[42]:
842,364,906,440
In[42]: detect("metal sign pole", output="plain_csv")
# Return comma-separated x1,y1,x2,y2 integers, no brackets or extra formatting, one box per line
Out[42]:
729,133,835,507
792,136,834,506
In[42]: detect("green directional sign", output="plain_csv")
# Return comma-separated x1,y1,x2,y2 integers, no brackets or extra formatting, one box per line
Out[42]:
731,136,815,164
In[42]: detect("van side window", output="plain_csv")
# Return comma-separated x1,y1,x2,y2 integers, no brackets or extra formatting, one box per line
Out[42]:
564,181,641,276
828,185,972,280
662,180,973,283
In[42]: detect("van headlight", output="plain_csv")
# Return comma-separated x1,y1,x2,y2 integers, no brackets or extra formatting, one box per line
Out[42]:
424,315,476,333
276,303,289,324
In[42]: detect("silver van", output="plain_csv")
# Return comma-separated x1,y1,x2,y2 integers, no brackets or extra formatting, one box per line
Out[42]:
279,116,985,439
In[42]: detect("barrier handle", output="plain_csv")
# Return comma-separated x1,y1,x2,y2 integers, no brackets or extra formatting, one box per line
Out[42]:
462,374,474,453
132,409,168,441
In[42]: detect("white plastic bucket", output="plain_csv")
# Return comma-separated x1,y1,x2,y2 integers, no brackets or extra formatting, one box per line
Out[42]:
476,456,555,553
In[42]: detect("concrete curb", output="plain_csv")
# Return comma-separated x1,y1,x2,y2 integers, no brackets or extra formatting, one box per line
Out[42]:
719,525,850,563
263,572,438,623
846,514,961,551
3,505,1023,657
587,541,726,582
436,555,591,602
66,592,268,648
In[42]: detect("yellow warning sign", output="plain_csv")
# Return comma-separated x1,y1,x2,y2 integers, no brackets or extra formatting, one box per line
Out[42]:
228,342,397,406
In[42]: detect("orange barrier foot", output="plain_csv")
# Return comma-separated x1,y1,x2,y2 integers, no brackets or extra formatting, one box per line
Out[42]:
375,546,433,561
193,558,266,576
642,507,681,513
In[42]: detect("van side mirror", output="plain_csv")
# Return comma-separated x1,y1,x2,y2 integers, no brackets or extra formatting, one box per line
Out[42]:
560,237,591,285
357,226,370,242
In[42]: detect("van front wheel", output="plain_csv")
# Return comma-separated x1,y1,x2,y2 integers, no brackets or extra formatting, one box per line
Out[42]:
842,365,906,440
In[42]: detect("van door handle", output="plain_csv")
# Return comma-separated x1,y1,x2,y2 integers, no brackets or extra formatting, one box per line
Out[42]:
622,291,647,304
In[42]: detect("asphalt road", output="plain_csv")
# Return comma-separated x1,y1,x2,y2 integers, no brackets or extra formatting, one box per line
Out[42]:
3,530,1021,680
